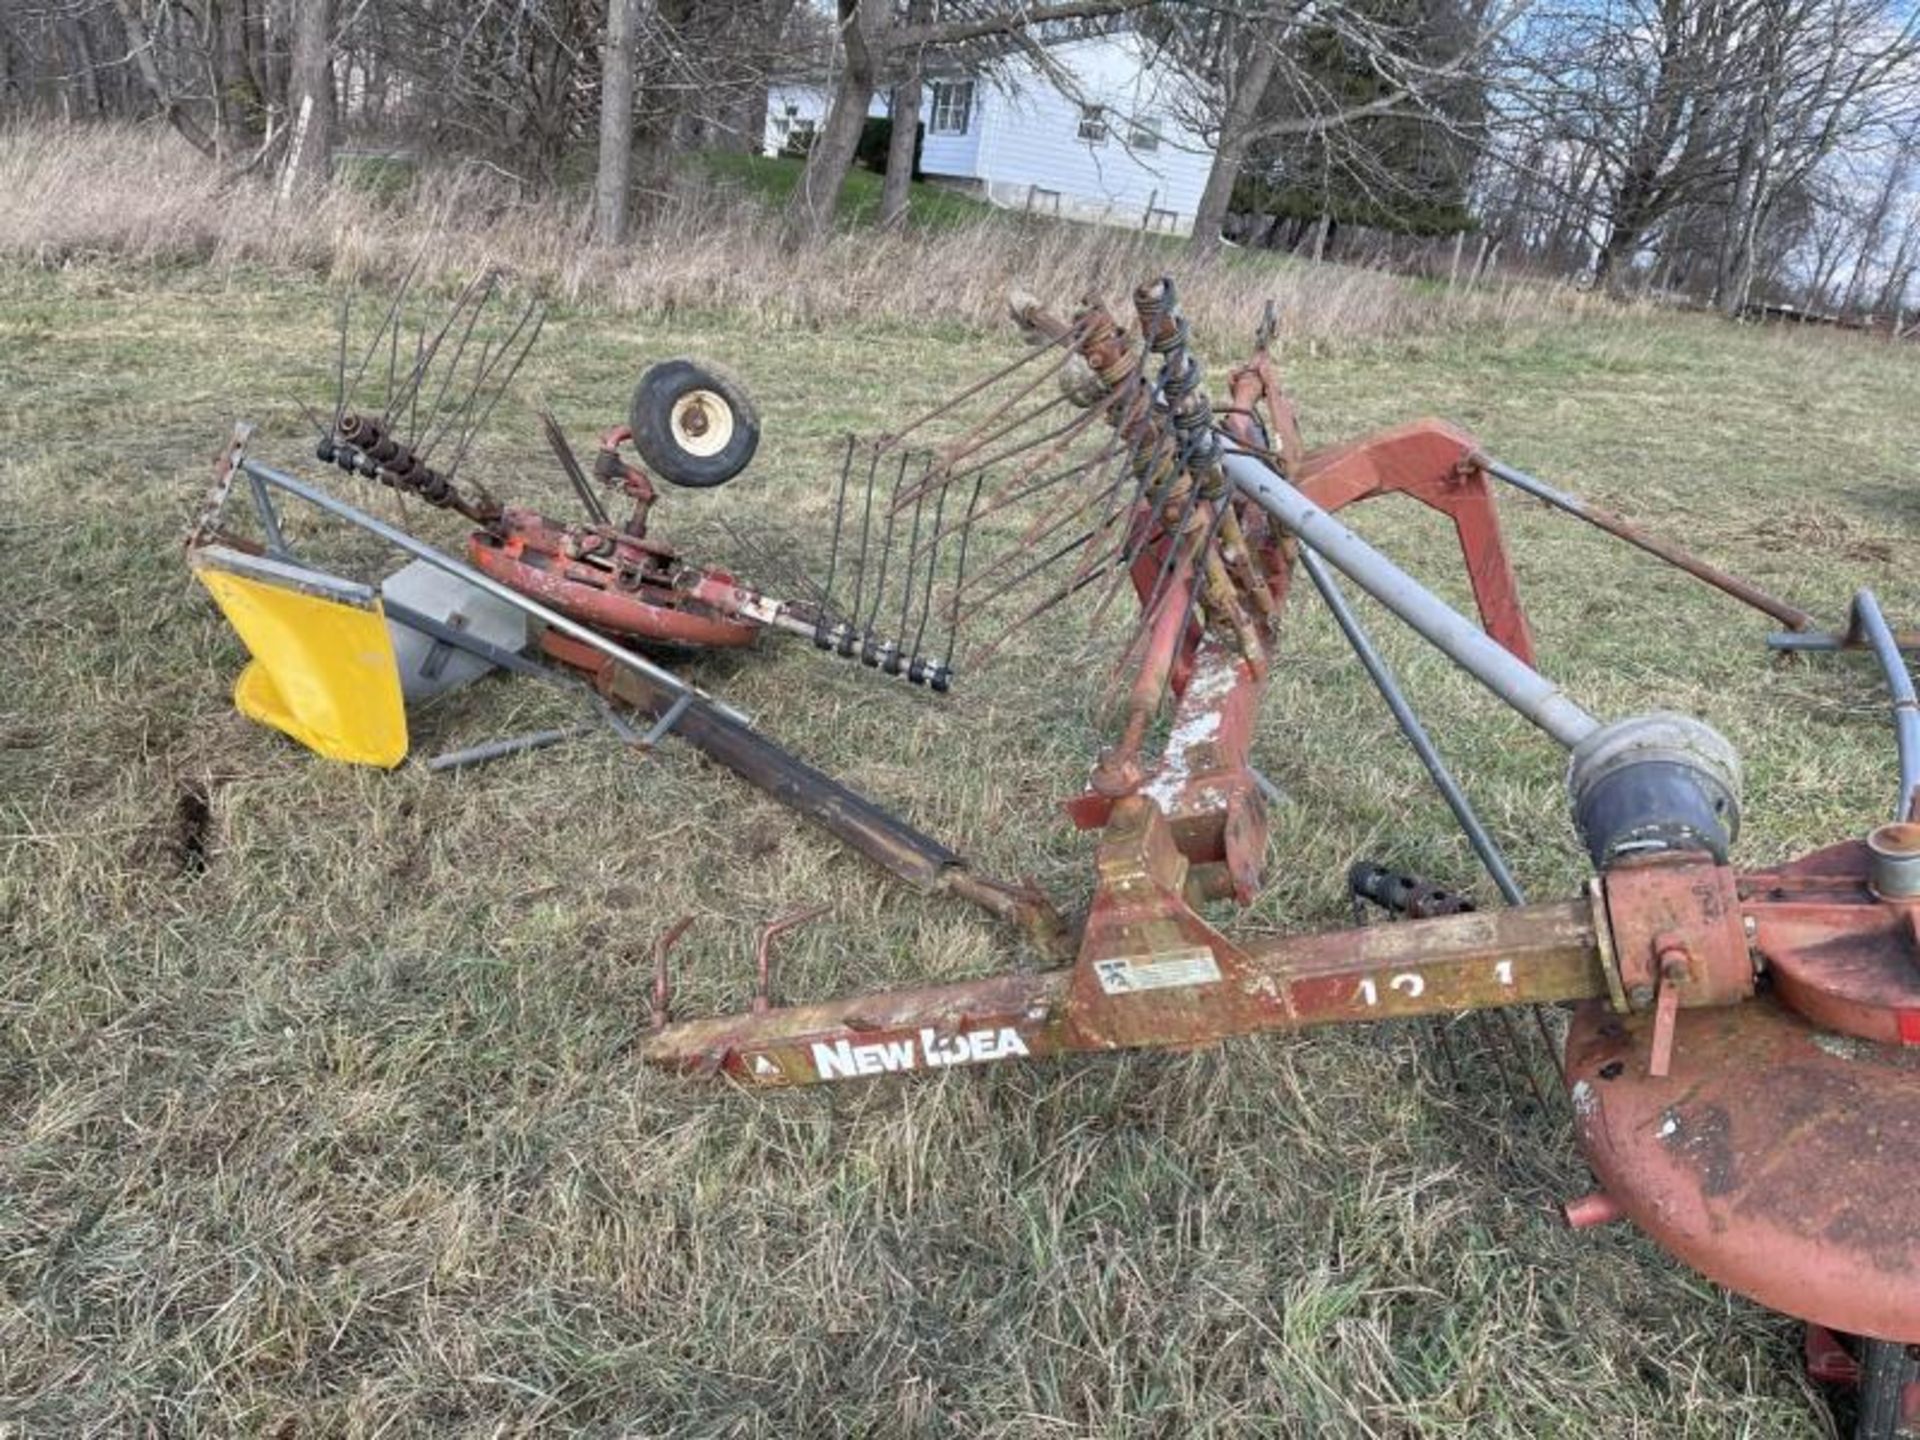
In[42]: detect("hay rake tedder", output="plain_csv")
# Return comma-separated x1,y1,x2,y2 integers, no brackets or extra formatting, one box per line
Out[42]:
186,273,1920,1434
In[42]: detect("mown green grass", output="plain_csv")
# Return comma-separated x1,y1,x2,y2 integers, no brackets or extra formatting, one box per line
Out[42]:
697,151,998,231
1,256,1915,1436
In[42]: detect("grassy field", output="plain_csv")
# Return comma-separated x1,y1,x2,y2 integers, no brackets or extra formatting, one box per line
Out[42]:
696,151,999,229
1,248,1917,1438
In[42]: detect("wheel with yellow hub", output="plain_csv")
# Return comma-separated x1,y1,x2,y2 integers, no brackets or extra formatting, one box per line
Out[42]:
629,357,760,488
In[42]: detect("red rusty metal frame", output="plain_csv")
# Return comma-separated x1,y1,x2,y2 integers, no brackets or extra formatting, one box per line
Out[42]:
641,806,1769,1086
627,299,1920,1349
1224,360,1536,667
1741,837,1920,1047
1565,992,1920,1344
469,509,762,649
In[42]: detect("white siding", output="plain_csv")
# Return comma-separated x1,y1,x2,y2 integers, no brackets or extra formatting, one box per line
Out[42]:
919,78,985,181
768,34,1216,233
972,34,1213,233
763,84,888,157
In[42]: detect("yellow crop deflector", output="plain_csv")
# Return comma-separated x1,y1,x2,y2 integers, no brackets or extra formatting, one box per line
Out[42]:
188,544,408,767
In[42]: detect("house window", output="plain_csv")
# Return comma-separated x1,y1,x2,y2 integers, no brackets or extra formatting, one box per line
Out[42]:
1078,105,1108,145
1128,120,1160,153
930,81,973,136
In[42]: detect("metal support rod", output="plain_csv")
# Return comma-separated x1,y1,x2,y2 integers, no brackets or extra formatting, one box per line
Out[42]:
242,458,747,726
1769,628,1920,654
641,692,693,748
1299,548,1525,908
1478,457,1817,632
1851,588,1920,822
1221,450,1600,749
425,725,592,773
246,468,291,558
381,598,552,683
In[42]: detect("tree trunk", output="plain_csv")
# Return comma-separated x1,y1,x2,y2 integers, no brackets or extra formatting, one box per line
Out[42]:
214,0,260,156
278,0,334,196
113,0,218,155
1188,20,1282,258
879,0,930,229
783,0,878,246
595,0,639,244
60,15,102,117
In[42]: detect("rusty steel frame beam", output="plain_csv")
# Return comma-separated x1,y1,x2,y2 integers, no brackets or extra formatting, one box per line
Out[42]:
642,890,1611,1085
542,632,1067,955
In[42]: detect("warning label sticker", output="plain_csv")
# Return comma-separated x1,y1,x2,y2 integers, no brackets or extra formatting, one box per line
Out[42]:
1092,949,1223,995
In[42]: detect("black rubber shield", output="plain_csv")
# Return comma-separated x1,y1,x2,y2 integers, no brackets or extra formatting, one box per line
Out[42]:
628,357,760,488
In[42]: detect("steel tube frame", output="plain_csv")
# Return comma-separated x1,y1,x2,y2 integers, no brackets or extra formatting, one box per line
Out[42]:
1299,547,1525,907
1220,449,1600,748
1479,457,1818,632
241,458,747,725
1851,588,1920,821
1769,628,1920,654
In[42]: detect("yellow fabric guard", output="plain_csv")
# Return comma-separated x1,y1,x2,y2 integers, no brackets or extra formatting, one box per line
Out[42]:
192,559,408,768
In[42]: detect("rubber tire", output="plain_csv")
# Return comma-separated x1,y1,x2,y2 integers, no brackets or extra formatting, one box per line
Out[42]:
628,357,760,488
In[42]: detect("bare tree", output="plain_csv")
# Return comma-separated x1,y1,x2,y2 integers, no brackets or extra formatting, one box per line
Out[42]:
596,0,641,243
879,0,932,229
279,0,334,196
1710,0,1920,313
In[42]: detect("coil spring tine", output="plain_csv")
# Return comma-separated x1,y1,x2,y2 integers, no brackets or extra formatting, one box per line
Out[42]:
908,458,952,672
1117,477,1205,678
388,282,470,439
964,537,1128,673
816,435,857,645
881,316,1080,454
942,472,987,675
442,300,546,486
410,272,497,458
841,442,883,655
938,398,1095,493
891,458,931,672
438,296,543,474
959,523,1101,623
339,254,421,430
1168,497,1233,649
857,452,911,663
328,292,352,439
381,299,401,424
407,319,427,450
923,352,1077,479
906,444,1105,569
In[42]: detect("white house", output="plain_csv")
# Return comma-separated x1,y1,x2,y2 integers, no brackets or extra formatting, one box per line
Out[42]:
765,30,1215,236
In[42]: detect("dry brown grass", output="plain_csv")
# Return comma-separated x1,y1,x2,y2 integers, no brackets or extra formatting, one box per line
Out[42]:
0,121,1601,349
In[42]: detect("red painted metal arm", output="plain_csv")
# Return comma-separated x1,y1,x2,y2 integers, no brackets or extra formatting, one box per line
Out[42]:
640,893,1616,1086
